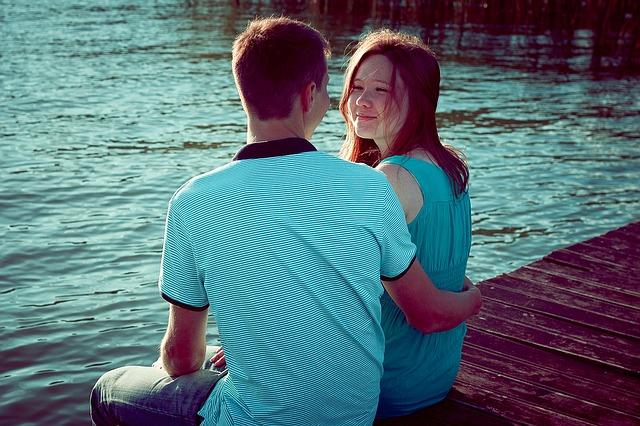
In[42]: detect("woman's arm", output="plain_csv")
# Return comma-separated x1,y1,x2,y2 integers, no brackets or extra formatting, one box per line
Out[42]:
378,163,481,332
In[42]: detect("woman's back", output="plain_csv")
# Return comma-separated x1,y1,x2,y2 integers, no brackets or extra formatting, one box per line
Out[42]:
378,155,472,418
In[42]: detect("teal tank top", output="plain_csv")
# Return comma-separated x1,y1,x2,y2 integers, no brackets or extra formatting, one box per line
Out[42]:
377,155,472,418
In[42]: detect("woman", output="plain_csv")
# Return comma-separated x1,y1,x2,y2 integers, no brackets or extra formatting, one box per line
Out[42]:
339,30,472,418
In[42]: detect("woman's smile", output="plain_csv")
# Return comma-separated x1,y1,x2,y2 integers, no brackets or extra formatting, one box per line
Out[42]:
355,113,378,121
347,54,408,150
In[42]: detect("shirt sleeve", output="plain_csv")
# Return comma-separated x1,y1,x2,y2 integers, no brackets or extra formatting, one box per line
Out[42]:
158,194,209,311
378,181,417,281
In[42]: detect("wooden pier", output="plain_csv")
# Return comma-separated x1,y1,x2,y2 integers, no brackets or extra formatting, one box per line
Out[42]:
378,222,640,425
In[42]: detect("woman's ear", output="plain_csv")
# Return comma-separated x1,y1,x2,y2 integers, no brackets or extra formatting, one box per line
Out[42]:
300,81,316,113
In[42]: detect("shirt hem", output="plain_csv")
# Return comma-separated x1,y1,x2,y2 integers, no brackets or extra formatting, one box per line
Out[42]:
381,255,416,281
161,292,209,311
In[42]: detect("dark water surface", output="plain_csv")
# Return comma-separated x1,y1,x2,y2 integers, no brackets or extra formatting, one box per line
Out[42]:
1,1,639,424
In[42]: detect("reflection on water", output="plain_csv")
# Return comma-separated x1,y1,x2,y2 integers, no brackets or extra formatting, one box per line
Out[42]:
1,1,639,424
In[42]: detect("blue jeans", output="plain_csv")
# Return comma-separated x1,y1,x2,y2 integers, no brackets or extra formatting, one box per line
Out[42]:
91,346,227,426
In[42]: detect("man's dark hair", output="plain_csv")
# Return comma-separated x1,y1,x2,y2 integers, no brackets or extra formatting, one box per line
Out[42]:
232,17,330,120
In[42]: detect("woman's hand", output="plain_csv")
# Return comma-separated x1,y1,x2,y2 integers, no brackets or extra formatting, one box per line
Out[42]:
152,356,163,370
210,346,227,369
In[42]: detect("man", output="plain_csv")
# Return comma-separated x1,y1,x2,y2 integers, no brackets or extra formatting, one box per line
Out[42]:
91,17,481,425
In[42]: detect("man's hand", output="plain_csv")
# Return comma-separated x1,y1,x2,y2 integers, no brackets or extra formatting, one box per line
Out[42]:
462,276,482,316
383,260,482,333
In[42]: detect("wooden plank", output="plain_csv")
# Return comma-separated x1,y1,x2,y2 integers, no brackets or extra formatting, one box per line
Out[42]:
467,312,640,373
608,222,640,242
581,232,640,249
374,398,514,426
509,266,640,308
463,328,640,396
488,270,640,324
477,279,640,339
544,249,635,274
475,299,640,362
455,363,640,426
563,241,640,270
575,227,639,256
450,379,593,426
461,343,640,416
485,275,640,328
579,236,640,259
526,258,637,293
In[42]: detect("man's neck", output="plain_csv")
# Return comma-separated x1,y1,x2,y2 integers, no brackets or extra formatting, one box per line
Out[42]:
246,116,308,144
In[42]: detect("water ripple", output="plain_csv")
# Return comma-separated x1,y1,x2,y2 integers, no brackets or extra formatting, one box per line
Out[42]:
1,1,639,424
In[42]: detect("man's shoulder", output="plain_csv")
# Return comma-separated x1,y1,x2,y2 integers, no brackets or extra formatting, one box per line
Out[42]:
314,152,388,182
170,161,238,204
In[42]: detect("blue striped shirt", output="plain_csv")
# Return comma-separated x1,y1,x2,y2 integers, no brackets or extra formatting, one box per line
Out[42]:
159,138,416,425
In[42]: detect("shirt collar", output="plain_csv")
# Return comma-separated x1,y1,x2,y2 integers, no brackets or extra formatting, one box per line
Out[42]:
233,138,317,160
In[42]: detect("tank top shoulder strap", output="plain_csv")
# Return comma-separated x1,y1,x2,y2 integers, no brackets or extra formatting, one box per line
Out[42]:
380,155,449,201
379,155,420,174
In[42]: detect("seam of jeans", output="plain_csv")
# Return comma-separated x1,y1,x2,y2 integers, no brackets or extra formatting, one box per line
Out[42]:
107,399,193,421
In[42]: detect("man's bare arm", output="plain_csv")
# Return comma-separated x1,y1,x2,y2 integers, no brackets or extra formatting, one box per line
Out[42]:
160,304,208,376
383,260,482,334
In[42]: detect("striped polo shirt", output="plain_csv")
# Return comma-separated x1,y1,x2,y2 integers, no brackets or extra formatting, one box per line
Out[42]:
159,138,416,425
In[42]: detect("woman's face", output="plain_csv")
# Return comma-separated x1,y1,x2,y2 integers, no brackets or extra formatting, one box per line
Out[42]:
347,54,408,155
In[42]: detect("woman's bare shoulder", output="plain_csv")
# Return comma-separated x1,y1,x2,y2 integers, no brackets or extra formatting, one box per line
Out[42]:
376,161,423,222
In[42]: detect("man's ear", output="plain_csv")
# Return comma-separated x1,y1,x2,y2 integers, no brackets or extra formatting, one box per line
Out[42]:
300,81,316,113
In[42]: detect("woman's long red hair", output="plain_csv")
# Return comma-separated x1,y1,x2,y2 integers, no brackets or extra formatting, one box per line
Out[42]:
339,30,468,196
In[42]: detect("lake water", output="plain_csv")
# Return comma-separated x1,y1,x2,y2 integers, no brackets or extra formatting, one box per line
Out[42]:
1,1,639,424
